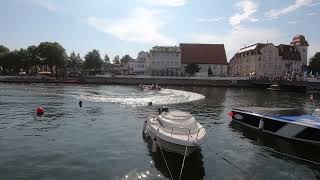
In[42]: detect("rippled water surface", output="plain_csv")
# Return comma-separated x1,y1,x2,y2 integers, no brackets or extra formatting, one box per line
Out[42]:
0,83,320,180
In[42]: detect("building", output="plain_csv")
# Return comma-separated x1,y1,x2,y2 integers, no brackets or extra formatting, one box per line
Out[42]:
149,46,181,76
129,51,150,75
228,35,309,76
180,43,228,77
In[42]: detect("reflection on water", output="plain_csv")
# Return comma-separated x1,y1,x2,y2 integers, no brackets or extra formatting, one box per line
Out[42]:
231,121,320,164
142,133,205,180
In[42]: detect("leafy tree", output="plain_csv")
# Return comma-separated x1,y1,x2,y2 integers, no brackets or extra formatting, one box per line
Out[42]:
104,54,110,63
18,48,30,73
38,42,67,76
309,52,320,74
27,45,40,72
76,53,83,67
208,66,213,76
120,54,132,64
113,55,120,64
0,45,10,73
83,49,103,70
185,63,201,76
0,45,10,54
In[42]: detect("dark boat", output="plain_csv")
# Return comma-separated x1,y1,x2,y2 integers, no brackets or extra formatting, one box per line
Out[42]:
229,107,320,146
267,84,282,91
139,84,161,91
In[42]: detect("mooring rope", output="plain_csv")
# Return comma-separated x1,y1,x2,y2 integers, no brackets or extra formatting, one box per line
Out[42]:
263,147,320,166
215,153,257,180
178,146,188,180
155,135,174,180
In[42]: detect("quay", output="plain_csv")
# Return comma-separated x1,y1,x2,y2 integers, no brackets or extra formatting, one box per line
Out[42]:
2,75,320,91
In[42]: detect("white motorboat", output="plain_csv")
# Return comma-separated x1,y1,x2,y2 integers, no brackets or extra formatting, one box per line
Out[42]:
143,107,206,156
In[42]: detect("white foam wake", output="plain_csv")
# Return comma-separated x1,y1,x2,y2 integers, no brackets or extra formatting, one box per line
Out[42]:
78,88,205,107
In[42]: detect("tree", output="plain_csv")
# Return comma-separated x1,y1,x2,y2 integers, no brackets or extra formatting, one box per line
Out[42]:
208,66,213,76
0,45,10,54
185,63,201,76
38,42,67,77
309,52,320,74
104,54,110,63
113,55,120,64
27,45,40,73
83,49,103,70
120,54,132,64
0,45,10,73
76,53,83,67
18,48,30,73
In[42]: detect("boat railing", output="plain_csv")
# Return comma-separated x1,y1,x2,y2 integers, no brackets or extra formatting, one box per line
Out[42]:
157,126,205,141
157,126,191,141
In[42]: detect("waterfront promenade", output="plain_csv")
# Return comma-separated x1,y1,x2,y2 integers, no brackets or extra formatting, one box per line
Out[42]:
2,75,320,90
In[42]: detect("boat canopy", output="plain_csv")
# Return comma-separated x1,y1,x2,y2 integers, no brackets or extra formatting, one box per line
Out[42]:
158,111,198,131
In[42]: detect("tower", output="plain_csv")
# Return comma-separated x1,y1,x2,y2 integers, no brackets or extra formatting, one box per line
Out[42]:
290,35,309,66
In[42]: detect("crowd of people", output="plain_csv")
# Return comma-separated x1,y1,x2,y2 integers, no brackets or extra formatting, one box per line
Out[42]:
248,72,318,82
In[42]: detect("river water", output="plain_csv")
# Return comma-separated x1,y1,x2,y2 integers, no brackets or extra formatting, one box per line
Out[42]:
0,83,319,180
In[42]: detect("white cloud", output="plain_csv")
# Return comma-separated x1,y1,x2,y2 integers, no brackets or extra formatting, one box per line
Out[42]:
190,27,282,60
307,12,318,15
308,1,320,7
31,0,57,11
197,17,225,23
266,0,313,19
229,0,258,27
147,0,187,7
288,21,298,24
87,8,174,45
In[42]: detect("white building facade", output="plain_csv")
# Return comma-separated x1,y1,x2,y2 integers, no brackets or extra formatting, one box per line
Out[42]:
149,46,181,76
228,35,309,76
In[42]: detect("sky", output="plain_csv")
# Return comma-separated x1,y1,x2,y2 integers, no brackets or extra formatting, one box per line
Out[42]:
0,0,320,61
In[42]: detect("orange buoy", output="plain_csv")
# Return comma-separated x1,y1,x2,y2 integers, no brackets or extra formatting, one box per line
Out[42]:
36,106,44,117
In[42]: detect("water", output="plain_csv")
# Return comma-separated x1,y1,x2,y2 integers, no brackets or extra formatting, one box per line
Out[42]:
0,83,319,180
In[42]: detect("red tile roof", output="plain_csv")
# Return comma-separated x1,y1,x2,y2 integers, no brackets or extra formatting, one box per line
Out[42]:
180,43,227,65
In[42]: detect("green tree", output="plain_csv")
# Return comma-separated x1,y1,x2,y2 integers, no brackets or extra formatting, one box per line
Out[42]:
120,54,132,64
83,49,103,70
38,42,67,77
309,52,320,74
76,53,83,67
104,54,110,63
27,45,40,73
18,48,30,73
185,63,201,76
0,45,10,54
0,45,10,73
113,55,120,64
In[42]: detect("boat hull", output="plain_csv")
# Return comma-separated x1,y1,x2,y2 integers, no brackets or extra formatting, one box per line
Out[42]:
230,108,320,146
145,125,199,156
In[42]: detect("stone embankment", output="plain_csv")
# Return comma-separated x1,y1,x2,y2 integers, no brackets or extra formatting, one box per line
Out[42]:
2,75,320,90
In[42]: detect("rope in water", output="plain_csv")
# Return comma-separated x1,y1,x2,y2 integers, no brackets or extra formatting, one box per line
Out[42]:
203,143,257,180
155,135,174,180
178,146,188,180
263,147,320,166
215,153,257,180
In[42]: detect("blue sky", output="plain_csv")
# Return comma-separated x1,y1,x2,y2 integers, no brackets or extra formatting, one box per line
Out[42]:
1,0,320,61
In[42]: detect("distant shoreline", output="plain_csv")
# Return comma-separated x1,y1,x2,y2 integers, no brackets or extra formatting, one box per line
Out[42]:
1,76,320,92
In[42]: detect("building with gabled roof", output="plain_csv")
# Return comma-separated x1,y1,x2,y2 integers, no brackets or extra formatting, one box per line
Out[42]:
180,43,228,76
228,35,309,76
